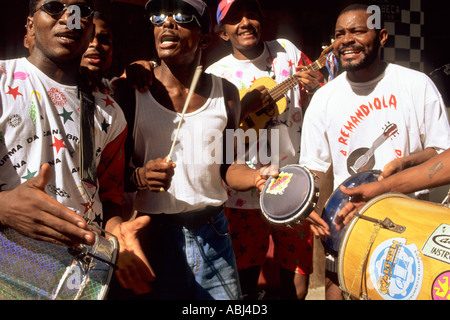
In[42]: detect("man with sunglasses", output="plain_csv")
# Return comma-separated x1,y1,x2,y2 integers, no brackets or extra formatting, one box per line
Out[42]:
0,0,140,295
205,0,323,300
112,0,277,300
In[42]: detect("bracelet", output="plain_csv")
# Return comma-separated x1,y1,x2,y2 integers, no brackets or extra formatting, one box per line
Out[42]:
132,167,147,190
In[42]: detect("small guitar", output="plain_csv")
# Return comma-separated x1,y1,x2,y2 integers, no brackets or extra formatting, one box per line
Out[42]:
239,44,334,138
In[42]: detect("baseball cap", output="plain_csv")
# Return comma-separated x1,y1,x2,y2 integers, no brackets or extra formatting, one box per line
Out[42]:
145,0,211,33
216,0,263,23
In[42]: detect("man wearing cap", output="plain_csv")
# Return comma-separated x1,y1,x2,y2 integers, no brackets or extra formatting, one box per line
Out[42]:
206,0,323,300
112,0,276,300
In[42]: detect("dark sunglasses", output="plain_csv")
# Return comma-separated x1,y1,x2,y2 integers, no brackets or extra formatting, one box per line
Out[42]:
149,12,200,28
37,1,93,19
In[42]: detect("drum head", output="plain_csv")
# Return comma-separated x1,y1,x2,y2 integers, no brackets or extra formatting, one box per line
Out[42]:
260,165,314,224
322,170,381,256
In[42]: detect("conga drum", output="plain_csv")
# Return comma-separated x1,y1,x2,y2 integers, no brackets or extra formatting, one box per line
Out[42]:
260,165,319,225
338,193,450,300
322,170,381,256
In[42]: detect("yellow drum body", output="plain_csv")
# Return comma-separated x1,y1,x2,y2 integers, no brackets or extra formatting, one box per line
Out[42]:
338,193,450,300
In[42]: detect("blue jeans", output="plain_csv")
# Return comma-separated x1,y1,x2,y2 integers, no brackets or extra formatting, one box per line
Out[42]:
143,211,241,300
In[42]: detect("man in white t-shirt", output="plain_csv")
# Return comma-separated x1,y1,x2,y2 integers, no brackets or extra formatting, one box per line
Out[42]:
206,0,323,300
299,4,450,300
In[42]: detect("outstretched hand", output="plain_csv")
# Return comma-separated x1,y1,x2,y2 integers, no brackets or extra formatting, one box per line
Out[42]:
113,215,156,295
0,163,95,247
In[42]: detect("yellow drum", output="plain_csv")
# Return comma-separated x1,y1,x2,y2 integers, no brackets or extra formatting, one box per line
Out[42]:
338,193,450,300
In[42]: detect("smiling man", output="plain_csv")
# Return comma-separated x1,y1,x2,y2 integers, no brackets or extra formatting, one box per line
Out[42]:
206,0,322,300
299,4,450,300
0,0,135,295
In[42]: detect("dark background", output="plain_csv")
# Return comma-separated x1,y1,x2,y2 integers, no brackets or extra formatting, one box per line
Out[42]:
1,0,449,96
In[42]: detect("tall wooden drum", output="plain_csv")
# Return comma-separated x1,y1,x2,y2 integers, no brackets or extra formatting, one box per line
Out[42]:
338,193,450,300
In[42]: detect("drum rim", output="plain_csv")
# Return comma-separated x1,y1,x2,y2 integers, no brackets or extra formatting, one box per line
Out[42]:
322,170,382,255
260,164,317,225
336,192,409,299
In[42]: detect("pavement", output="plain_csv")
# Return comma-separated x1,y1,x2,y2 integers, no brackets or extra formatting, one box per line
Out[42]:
305,286,325,300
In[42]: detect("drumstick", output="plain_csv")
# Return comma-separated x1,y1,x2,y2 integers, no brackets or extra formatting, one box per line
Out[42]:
167,65,203,162
159,65,202,193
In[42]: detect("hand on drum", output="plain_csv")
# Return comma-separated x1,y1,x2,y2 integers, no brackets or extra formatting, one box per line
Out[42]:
112,216,156,295
138,157,176,192
306,210,330,238
255,165,279,191
335,181,388,230
0,163,95,247
379,158,405,181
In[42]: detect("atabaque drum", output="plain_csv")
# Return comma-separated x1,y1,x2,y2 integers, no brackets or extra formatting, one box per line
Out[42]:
338,193,450,300
322,170,381,256
260,165,319,225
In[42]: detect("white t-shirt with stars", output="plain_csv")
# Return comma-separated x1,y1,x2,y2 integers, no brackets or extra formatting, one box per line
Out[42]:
0,58,127,227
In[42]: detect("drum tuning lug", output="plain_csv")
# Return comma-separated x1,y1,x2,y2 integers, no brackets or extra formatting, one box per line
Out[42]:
380,218,406,234
354,214,406,234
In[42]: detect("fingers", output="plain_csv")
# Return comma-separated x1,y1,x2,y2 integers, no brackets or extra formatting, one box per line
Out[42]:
140,158,176,192
126,61,154,93
255,165,279,191
335,202,356,231
296,69,321,91
114,216,156,295
15,164,95,246
306,211,330,238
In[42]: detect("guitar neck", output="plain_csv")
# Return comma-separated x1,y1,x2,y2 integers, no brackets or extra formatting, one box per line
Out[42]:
268,52,330,102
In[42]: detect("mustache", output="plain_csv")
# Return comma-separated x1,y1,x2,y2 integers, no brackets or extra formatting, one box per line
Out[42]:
338,44,365,53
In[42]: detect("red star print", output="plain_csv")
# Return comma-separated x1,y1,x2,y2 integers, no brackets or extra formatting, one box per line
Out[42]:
288,60,295,68
81,201,94,214
50,137,67,154
6,86,23,100
251,77,257,84
102,96,115,108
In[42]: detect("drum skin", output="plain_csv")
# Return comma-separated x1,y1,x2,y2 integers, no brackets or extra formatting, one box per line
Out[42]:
338,193,450,300
260,165,318,225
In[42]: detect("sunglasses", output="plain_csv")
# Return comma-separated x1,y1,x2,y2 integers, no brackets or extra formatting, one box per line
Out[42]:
37,1,94,19
149,12,200,28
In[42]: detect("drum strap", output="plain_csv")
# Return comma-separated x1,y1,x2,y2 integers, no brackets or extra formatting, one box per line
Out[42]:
345,223,381,300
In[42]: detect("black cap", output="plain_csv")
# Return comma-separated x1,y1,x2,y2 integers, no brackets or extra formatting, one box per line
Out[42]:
145,0,211,33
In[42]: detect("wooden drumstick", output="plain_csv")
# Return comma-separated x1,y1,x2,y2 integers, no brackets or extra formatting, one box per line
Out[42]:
160,65,203,192
167,65,203,162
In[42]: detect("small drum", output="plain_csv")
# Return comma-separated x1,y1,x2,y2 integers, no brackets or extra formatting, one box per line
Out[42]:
0,225,118,300
338,193,450,300
322,170,381,256
260,165,319,225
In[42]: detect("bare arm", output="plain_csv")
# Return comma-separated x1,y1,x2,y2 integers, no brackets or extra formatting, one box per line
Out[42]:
380,147,438,180
336,149,450,229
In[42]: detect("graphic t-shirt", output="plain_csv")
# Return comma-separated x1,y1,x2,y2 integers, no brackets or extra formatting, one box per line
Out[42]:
0,58,127,227
300,63,450,190
207,39,312,209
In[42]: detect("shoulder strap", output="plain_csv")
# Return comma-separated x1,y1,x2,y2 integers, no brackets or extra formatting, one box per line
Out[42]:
78,82,97,188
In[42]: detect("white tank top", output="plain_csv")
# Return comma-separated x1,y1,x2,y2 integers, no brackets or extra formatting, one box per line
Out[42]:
132,75,228,214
